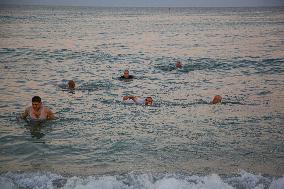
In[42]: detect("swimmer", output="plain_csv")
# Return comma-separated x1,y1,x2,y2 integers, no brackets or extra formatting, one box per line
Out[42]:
68,80,75,89
123,95,153,106
120,69,134,79
211,95,222,104
21,96,55,121
175,60,182,68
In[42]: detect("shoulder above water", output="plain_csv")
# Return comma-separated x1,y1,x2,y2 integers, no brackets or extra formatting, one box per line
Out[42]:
120,75,134,79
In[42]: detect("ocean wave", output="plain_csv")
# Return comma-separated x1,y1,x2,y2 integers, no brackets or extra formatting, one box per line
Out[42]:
153,57,284,76
0,170,283,189
1,48,283,77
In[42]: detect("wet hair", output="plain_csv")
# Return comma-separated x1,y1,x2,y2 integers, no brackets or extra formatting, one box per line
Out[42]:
68,80,75,89
146,96,152,100
32,96,41,103
212,95,222,104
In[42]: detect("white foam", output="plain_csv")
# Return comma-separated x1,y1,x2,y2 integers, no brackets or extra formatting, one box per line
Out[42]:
269,177,284,189
64,176,124,189
1,171,284,189
2,171,62,189
0,177,17,189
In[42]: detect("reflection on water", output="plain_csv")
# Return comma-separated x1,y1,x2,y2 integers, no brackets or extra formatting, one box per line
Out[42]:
26,121,46,139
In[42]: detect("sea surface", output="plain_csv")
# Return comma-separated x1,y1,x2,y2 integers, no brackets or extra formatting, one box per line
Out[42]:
0,5,284,189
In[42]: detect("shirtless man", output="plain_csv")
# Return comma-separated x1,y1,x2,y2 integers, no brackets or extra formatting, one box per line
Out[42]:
21,96,55,121
123,95,153,106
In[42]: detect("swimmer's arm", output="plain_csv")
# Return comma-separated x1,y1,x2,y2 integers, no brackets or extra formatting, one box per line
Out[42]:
46,108,55,120
21,108,29,119
123,95,138,102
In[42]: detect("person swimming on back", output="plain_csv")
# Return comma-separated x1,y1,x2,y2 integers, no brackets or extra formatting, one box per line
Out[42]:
120,69,134,79
21,96,55,121
123,95,153,106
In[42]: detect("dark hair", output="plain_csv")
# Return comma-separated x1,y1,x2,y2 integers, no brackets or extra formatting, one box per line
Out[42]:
32,96,41,103
68,80,75,89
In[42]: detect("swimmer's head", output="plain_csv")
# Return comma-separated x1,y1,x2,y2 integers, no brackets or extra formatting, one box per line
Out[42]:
211,95,222,104
32,96,42,111
145,97,153,106
32,96,41,103
68,80,75,89
176,61,182,68
123,70,129,78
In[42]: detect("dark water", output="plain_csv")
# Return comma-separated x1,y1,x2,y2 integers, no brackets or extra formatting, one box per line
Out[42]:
0,6,283,188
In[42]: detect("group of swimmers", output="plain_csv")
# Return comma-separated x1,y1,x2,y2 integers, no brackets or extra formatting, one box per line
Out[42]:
21,61,222,121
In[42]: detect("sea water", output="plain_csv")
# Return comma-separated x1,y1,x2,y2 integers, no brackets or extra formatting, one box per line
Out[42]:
0,5,283,189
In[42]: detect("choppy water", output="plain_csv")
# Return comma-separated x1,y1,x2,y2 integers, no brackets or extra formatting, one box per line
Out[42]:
0,5,284,189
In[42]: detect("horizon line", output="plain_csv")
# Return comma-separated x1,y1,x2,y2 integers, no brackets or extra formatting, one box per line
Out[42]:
0,3,284,8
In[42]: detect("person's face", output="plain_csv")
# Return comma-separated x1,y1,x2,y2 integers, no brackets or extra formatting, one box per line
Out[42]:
123,70,129,78
145,97,153,105
32,102,41,111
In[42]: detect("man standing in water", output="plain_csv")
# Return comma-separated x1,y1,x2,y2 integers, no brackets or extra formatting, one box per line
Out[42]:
21,96,55,121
